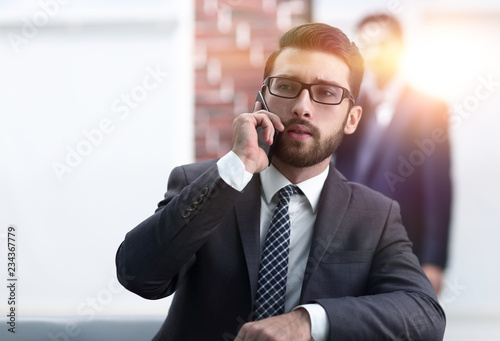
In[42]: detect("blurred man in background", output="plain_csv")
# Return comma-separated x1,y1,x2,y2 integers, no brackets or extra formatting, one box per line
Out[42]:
335,13,452,293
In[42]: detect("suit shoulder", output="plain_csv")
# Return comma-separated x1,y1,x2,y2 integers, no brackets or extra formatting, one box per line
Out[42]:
335,168,396,210
350,181,393,204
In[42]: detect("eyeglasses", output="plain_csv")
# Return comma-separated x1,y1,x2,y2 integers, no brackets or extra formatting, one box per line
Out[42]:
262,76,355,105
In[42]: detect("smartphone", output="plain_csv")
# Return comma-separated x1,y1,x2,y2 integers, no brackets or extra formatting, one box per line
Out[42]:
255,91,278,166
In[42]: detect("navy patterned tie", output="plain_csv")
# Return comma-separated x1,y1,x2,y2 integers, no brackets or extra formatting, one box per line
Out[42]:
254,185,298,320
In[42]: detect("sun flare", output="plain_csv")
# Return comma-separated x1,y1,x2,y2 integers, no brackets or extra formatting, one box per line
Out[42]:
401,26,492,101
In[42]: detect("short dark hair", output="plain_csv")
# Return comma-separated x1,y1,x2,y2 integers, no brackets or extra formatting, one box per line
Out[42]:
357,13,403,43
263,23,364,103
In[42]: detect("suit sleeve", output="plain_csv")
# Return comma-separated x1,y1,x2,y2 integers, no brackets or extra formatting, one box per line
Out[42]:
313,200,446,340
115,162,241,299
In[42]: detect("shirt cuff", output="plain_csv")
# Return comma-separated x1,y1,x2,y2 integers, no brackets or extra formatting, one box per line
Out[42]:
217,151,253,192
294,304,330,341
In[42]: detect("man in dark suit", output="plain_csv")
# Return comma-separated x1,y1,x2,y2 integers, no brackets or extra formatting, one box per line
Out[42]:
335,14,452,293
116,23,445,340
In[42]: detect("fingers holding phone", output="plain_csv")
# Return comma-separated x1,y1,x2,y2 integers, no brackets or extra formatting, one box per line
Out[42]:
230,93,283,174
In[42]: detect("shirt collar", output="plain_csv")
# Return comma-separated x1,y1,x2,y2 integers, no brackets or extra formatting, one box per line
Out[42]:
259,164,329,213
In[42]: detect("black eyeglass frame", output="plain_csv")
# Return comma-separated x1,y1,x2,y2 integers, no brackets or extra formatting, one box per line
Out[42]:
262,76,355,105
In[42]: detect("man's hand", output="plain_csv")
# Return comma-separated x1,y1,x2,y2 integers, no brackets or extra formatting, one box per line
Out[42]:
422,264,443,294
235,308,312,341
231,102,284,174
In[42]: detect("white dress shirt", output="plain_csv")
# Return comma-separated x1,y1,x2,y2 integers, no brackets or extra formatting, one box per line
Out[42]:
362,71,405,128
217,151,329,341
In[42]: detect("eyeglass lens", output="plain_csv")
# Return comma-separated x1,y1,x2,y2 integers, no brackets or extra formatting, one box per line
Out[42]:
268,77,345,104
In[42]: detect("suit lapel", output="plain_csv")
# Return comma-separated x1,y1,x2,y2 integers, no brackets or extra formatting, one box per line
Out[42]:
301,165,351,297
234,175,262,306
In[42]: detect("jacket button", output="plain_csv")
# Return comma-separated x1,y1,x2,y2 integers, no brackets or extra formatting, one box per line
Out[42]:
189,203,198,211
194,195,204,204
201,187,209,196
181,209,191,218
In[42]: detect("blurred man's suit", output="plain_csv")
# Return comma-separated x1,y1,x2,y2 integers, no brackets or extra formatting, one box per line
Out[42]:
335,81,452,269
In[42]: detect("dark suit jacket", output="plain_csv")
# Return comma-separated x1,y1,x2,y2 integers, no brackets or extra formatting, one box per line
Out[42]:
116,159,445,340
335,86,452,268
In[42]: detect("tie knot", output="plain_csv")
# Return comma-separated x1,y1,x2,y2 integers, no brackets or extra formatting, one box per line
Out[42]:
277,185,298,203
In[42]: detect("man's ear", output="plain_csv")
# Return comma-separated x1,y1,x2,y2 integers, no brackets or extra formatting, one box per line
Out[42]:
344,105,362,135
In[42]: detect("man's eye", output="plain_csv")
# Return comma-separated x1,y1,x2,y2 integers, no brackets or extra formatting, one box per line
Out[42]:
316,87,338,97
278,83,295,91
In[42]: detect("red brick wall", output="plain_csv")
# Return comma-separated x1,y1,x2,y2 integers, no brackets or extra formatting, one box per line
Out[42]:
194,0,312,161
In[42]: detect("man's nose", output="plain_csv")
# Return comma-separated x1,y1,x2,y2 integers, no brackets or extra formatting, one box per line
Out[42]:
292,89,313,119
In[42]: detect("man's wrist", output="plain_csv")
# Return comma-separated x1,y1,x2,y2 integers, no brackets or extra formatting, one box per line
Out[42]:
295,304,330,341
217,151,253,191
290,308,312,340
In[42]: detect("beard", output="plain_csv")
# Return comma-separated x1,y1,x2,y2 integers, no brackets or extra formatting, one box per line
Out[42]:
273,117,346,168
